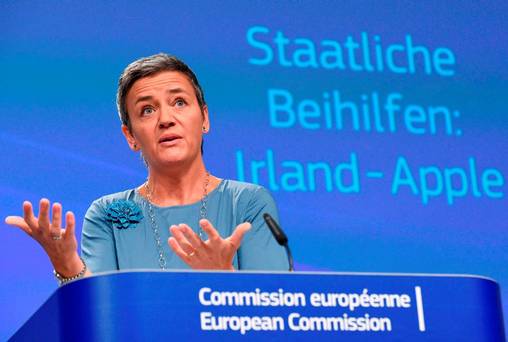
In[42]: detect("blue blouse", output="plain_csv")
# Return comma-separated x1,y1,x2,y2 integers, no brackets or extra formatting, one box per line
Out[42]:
81,180,288,272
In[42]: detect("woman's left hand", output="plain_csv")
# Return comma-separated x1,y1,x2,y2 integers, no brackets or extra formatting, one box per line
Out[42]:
168,219,251,270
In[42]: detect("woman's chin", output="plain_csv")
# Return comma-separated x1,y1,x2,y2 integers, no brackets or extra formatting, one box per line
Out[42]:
149,148,201,169
154,156,194,168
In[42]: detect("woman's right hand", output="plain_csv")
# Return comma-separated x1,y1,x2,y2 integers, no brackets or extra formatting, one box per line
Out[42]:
5,198,84,277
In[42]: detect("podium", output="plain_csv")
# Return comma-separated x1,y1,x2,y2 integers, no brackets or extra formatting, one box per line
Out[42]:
11,271,505,341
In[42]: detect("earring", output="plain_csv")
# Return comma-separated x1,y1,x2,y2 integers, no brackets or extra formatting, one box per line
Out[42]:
134,143,137,149
202,127,207,132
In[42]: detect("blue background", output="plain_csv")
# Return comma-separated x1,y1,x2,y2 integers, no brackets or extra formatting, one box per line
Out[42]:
1,1,506,339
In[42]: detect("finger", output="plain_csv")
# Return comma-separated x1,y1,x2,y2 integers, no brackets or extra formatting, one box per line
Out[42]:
51,203,62,229
63,211,75,240
168,236,193,264
199,219,221,242
229,222,252,248
178,224,203,249
38,198,50,231
22,201,38,229
4,216,33,235
169,225,196,254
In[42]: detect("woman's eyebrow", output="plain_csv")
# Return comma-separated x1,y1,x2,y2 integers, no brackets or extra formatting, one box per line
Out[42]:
134,88,190,105
166,87,189,95
135,95,153,105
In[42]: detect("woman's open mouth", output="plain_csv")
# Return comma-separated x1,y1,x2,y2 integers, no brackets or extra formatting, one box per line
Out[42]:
158,134,182,146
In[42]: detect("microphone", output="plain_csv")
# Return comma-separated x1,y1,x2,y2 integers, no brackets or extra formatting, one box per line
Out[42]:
263,213,294,271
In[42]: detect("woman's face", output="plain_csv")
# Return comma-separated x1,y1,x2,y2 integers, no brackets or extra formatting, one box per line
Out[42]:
122,71,209,169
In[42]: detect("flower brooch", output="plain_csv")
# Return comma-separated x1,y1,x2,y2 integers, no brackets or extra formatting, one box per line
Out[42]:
105,199,144,229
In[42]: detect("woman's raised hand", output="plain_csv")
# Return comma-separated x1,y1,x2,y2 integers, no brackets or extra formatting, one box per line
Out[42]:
168,219,251,270
5,199,84,277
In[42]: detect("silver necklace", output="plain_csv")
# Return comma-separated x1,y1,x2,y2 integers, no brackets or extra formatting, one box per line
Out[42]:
142,171,210,269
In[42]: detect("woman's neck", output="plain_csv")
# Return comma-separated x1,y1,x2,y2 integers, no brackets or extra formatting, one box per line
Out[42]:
142,160,219,206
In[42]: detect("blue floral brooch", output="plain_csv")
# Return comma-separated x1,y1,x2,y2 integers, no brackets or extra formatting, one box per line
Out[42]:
105,200,144,229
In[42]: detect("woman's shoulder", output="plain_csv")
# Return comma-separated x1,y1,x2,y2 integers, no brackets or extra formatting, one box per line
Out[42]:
220,179,265,194
218,179,274,204
88,189,138,209
217,180,278,220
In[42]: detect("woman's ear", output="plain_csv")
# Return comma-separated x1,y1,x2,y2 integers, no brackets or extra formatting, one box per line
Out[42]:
121,124,140,151
202,105,210,133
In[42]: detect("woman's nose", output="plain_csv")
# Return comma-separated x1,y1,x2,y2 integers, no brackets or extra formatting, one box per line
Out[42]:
159,105,175,128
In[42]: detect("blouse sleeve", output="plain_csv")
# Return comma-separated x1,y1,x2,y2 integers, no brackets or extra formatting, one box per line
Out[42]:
237,186,289,271
81,199,119,273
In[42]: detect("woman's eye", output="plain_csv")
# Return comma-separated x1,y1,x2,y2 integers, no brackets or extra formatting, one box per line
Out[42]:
175,99,186,107
142,107,154,115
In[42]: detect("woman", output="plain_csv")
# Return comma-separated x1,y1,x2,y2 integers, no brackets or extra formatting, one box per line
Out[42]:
5,53,288,285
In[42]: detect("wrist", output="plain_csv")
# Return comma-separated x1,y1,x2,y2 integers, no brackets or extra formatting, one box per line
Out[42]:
53,255,87,286
53,253,84,278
